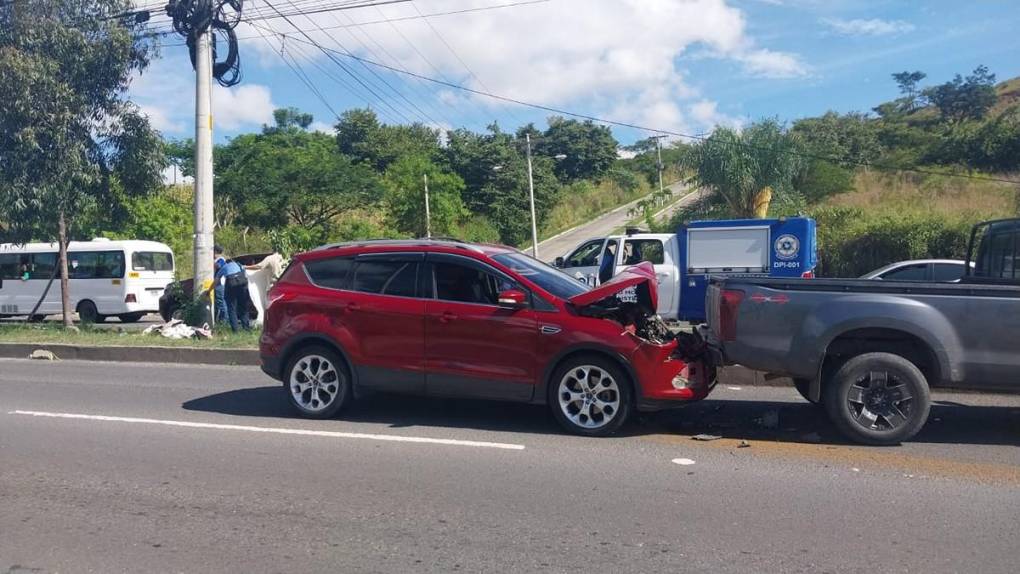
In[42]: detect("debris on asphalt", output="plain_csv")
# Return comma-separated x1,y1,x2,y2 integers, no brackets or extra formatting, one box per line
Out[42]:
29,349,58,361
851,468,860,472
143,320,213,340
671,458,696,465
737,440,751,448
726,386,742,391
692,433,722,441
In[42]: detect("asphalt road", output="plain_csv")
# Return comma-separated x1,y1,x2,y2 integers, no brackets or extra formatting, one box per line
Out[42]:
537,182,700,263
1,360,1018,573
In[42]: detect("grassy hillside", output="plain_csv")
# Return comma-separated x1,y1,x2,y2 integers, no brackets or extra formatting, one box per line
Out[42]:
810,171,1018,277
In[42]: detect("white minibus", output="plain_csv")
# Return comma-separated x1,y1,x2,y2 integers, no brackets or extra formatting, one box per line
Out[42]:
0,239,175,323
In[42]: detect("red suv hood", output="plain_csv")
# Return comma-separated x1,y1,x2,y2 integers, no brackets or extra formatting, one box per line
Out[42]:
568,261,658,310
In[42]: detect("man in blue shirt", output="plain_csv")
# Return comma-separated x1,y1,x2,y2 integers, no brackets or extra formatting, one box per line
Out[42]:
212,252,250,332
212,245,228,323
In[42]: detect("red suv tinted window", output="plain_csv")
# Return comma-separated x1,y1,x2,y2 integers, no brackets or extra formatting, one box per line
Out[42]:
305,257,353,289
353,260,418,297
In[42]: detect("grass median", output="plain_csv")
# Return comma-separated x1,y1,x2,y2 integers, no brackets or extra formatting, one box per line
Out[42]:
0,323,260,349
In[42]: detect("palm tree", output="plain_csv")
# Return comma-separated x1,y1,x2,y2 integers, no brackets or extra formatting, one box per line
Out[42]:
680,119,803,219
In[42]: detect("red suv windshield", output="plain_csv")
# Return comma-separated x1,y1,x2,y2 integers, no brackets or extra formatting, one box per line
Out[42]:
492,252,590,300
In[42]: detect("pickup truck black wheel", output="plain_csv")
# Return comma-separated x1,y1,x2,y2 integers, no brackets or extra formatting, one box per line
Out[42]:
549,355,633,437
823,352,930,445
793,378,820,405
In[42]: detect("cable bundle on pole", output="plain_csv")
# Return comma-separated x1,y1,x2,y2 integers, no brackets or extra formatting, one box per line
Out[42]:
165,0,244,86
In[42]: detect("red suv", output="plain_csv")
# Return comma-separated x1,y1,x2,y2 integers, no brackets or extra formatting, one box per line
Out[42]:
260,240,713,436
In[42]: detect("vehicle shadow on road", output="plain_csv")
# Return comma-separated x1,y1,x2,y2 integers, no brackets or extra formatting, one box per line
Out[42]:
181,386,1019,445
650,397,1020,447
181,385,576,437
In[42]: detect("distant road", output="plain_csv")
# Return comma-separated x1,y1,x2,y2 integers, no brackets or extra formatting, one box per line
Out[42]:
537,181,700,262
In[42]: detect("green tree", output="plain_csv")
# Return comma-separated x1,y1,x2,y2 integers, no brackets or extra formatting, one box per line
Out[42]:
0,0,165,327
536,117,618,182
269,107,313,132
926,65,998,124
164,138,195,181
335,108,441,171
678,120,803,219
383,155,466,237
892,70,927,111
446,123,560,244
791,111,882,168
216,113,384,232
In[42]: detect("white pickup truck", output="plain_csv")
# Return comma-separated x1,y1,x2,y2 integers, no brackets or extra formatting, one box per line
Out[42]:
554,218,818,322
554,231,681,318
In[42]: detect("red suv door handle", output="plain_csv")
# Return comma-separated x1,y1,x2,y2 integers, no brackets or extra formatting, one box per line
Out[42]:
439,312,457,323
345,303,360,314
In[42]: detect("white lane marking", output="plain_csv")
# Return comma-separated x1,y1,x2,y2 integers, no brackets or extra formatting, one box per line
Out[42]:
8,410,525,451
671,458,696,465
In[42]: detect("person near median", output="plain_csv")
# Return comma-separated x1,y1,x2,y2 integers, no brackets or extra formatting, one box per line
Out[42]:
212,245,228,323
211,255,251,332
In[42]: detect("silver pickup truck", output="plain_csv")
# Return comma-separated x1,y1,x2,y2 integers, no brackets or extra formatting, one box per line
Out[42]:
702,218,1020,445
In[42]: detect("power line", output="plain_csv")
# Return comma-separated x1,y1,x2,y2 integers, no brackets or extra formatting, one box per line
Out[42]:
154,1,550,48
409,0,529,128
273,0,438,125
251,17,343,121
320,2,460,128
371,2,496,128
246,22,1020,186
261,0,415,124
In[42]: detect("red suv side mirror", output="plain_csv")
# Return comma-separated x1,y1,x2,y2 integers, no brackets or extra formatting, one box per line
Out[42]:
497,289,527,309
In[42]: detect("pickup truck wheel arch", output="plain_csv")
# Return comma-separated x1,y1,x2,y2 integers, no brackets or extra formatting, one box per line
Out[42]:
813,328,942,403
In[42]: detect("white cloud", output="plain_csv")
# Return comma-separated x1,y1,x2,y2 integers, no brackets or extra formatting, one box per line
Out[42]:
127,56,277,136
738,48,808,78
308,121,335,134
212,84,276,130
823,18,915,36
238,0,805,134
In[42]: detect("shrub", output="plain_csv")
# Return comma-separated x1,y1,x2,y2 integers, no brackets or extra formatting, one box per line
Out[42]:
812,206,974,277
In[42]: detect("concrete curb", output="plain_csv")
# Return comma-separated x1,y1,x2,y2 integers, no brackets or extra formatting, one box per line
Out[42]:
0,342,258,366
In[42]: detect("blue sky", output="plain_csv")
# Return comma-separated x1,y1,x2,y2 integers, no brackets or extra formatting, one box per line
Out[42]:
130,0,1020,147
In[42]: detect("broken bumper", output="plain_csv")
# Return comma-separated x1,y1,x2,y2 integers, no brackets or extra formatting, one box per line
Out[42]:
632,340,718,411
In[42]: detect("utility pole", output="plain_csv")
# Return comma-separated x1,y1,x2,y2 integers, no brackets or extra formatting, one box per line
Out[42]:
423,173,431,238
526,133,539,258
654,134,666,205
193,29,215,319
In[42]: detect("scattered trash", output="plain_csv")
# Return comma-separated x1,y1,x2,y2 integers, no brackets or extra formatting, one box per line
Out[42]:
726,386,742,391
28,349,58,361
737,440,751,448
692,433,722,441
851,468,860,472
143,320,213,340
671,458,696,466
903,474,915,479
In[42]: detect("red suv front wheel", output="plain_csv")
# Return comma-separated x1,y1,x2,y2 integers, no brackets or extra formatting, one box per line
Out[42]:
549,355,633,436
